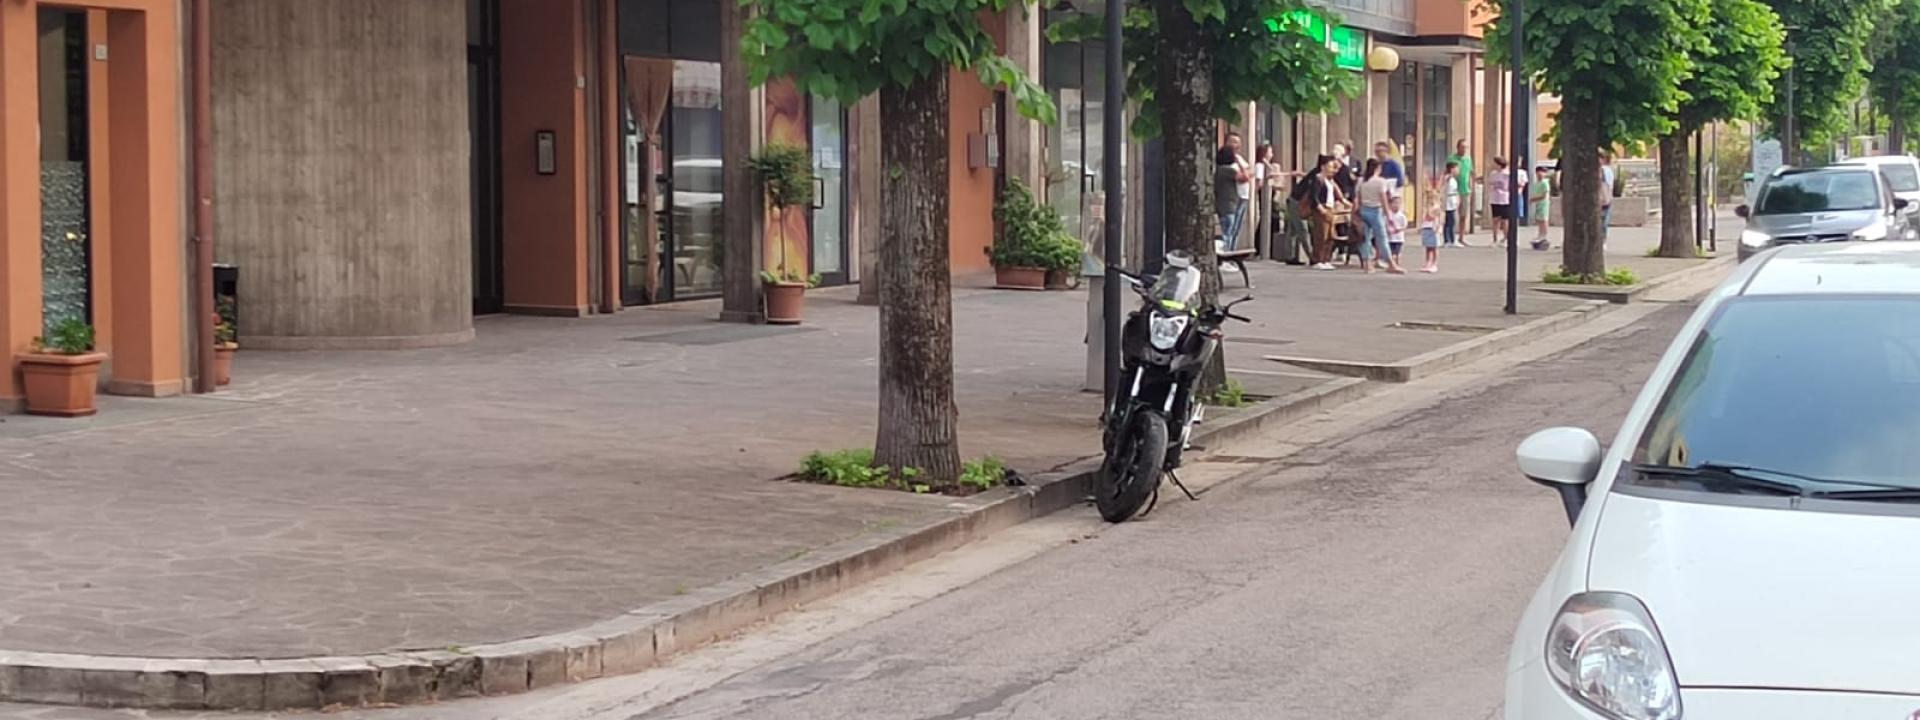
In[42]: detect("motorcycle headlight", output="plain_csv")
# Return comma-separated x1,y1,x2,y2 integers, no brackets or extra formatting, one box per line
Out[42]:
1545,593,1681,720
1738,229,1771,247
1852,221,1890,241
1148,314,1189,351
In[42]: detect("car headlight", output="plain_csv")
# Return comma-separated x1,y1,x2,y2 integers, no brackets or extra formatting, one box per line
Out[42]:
1545,593,1681,720
1148,314,1189,351
1852,222,1890,241
1738,229,1771,247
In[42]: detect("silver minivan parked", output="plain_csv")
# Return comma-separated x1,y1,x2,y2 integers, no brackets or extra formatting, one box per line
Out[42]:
1737,166,1913,260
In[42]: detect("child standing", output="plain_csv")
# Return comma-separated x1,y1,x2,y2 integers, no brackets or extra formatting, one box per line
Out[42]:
1530,165,1553,250
1387,195,1408,266
1419,196,1442,273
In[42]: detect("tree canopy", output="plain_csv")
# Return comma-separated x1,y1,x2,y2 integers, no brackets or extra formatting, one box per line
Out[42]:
1485,0,1711,148
1871,0,1920,147
1675,0,1787,130
740,0,1055,125
1049,0,1358,136
1763,0,1891,151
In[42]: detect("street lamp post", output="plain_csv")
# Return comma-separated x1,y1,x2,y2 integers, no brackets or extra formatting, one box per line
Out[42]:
1504,0,1525,315
1102,0,1125,407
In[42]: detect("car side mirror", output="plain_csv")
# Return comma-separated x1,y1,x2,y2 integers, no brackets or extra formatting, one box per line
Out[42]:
1735,204,1751,219
1518,427,1603,526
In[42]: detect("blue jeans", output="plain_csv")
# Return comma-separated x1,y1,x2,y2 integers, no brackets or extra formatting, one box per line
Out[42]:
1443,209,1458,246
1601,204,1612,241
1357,206,1391,263
1218,201,1248,249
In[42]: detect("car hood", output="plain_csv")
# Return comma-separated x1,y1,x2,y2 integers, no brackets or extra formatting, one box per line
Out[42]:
1747,209,1883,237
1588,492,1920,695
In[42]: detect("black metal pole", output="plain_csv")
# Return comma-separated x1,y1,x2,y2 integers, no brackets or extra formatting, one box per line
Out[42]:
1504,0,1524,316
1102,0,1125,407
1694,129,1705,251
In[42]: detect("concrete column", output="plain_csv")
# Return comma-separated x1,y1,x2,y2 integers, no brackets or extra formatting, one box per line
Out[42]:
854,95,881,306
1002,7,1045,192
1368,72,1390,150
213,0,473,349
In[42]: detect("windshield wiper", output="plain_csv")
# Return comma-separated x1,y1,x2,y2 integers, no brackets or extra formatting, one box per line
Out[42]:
1634,463,1805,496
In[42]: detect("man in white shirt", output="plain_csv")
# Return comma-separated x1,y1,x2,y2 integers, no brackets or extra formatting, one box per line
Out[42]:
1599,153,1616,245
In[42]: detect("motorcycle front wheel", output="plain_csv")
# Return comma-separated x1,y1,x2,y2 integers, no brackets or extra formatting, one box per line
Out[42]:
1096,411,1168,523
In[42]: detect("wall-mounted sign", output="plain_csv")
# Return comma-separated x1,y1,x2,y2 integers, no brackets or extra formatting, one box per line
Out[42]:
536,131,557,175
1331,27,1367,72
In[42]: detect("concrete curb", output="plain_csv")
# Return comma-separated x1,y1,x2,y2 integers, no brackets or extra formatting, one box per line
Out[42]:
1264,255,1733,383
0,257,1729,711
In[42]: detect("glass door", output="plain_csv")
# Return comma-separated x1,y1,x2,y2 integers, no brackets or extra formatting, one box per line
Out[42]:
809,95,848,287
620,59,725,304
468,0,504,315
38,9,91,333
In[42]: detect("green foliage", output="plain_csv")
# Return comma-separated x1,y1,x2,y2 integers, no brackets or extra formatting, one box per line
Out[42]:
1210,377,1248,408
33,318,95,355
739,0,1054,124
959,456,1007,491
1542,266,1640,286
1676,0,1788,131
798,449,1008,494
989,179,1083,271
759,267,822,288
1486,0,1710,148
748,143,816,211
1765,0,1892,150
1049,0,1358,136
1872,0,1920,136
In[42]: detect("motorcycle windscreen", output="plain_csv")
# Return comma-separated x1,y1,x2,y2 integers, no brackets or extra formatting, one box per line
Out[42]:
1151,266,1202,309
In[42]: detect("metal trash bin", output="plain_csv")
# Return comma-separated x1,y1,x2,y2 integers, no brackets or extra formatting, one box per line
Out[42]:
213,263,238,335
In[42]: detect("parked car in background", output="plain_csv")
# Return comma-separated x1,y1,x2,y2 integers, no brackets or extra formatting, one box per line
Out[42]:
1837,154,1920,225
1736,165,1913,260
1506,242,1920,720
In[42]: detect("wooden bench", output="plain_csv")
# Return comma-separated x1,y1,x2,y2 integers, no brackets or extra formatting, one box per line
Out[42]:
1218,246,1255,288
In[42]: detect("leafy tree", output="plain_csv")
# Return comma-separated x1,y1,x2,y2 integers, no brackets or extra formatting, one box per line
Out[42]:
1055,0,1355,391
1487,0,1708,277
741,0,1054,481
1763,0,1890,163
1654,0,1786,258
1871,0,1920,153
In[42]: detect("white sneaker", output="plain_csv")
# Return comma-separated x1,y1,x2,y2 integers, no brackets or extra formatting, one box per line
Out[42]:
1312,263,1336,271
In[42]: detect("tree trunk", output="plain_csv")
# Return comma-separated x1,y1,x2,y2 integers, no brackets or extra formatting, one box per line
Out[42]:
1893,103,1907,155
1655,130,1695,258
874,74,962,482
1151,0,1227,394
1559,97,1606,277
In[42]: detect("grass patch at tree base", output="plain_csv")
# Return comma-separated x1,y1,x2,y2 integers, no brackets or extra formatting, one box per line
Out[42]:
793,449,1014,496
1541,266,1640,286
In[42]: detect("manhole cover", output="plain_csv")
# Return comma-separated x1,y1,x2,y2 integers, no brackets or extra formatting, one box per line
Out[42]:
624,325,818,346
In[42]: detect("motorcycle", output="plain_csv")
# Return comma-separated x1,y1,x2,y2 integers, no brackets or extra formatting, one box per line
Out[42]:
1096,251,1253,523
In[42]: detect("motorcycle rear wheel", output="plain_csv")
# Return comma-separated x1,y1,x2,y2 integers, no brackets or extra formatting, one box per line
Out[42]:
1096,412,1167,523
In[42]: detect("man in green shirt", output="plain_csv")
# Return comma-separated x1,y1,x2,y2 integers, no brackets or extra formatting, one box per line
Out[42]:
1448,139,1474,237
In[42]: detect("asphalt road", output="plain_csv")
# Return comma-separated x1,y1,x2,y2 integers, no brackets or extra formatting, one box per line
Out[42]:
0,301,1696,720
626,302,1695,720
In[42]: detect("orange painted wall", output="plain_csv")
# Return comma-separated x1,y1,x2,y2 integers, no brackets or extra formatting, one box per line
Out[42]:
0,0,184,403
948,67,998,275
1415,0,1490,38
499,0,592,314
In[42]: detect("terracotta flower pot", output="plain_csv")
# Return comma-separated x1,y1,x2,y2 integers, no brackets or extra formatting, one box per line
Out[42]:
764,282,807,325
214,343,238,386
994,266,1048,291
19,352,107,417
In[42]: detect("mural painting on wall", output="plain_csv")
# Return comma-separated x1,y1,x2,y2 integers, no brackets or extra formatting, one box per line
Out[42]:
763,78,811,277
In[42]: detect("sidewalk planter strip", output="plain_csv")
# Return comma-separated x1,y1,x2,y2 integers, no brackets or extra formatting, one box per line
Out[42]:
993,266,1048,290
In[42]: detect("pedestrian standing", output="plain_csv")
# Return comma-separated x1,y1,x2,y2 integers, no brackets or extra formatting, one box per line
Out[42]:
1442,162,1464,247
1331,141,1359,202
1305,155,1346,270
1214,133,1253,251
1373,140,1407,195
1355,159,1404,275
1531,165,1553,249
1599,153,1616,247
1487,157,1512,247
1419,194,1443,273
1387,194,1408,265
1449,139,1475,237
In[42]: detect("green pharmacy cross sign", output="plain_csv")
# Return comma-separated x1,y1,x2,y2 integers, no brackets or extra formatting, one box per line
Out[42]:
1266,10,1367,72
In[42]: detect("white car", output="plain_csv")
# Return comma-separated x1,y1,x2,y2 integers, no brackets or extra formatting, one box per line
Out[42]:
1838,155,1920,223
1505,242,1920,720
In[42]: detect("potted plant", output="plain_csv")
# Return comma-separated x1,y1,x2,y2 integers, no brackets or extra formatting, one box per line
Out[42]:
989,179,1082,290
748,143,817,324
19,318,106,417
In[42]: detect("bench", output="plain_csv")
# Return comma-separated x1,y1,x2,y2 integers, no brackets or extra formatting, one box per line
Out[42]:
1219,246,1255,288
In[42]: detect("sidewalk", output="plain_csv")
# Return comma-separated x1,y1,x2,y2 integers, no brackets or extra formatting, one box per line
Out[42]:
0,218,1721,666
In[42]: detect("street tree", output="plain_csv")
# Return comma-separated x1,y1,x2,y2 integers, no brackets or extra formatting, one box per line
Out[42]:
1870,0,1920,153
1487,0,1707,278
1654,0,1786,258
1763,0,1889,163
1055,0,1355,391
740,0,1054,481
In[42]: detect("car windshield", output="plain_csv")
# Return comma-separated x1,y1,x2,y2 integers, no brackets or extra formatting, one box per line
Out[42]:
1883,163,1920,192
1756,172,1882,214
1631,296,1920,494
